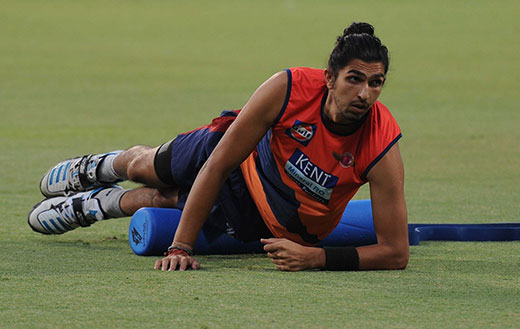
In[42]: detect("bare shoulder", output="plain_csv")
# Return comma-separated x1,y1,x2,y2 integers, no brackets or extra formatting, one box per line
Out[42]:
256,70,288,90
239,70,289,126
208,70,291,169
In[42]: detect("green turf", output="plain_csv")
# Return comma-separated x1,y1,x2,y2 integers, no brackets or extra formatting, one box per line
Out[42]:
1,0,519,328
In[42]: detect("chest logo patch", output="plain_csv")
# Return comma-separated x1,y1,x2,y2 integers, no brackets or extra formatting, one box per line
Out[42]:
284,149,338,205
332,151,355,168
286,120,316,146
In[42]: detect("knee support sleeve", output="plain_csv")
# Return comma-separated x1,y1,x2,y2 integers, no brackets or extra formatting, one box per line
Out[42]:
153,139,176,186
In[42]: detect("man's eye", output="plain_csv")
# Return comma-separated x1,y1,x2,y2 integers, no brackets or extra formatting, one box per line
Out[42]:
347,76,361,82
369,80,383,87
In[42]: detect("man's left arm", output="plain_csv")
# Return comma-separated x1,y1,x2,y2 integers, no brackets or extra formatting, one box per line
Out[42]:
261,143,408,271
357,142,409,270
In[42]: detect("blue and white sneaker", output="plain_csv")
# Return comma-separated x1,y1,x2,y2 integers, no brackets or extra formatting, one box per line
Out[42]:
28,188,111,235
39,152,121,197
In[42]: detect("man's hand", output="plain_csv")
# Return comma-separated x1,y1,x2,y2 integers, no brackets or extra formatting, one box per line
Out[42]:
261,238,325,271
154,254,200,271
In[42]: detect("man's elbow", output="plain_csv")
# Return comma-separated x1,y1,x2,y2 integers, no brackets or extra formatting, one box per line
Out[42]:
390,247,409,270
378,244,409,270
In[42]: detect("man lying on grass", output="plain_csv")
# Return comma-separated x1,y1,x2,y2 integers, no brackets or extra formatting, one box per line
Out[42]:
29,22,409,272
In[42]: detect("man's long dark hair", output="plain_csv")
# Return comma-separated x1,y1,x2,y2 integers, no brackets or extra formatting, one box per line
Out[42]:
328,22,389,77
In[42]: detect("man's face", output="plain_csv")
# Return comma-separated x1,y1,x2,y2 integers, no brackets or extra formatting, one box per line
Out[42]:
325,59,386,124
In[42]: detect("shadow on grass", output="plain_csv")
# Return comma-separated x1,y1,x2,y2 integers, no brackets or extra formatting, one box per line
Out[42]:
47,236,127,249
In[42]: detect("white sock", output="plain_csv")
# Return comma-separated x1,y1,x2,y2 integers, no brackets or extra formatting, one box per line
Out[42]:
95,187,128,218
97,151,124,183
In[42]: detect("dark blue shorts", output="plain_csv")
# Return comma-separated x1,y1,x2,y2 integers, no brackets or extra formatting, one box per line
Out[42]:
154,110,272,242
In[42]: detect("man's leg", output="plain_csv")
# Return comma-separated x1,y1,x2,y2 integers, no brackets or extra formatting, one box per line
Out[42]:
29,143,179,234
113,145,171,188
119,186,179,215
39,144,172,198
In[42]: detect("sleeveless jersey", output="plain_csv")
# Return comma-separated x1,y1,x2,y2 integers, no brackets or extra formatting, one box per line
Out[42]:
240,67,402,246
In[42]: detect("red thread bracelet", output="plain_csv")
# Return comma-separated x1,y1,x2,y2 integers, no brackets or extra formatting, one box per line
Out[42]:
166,245,193,257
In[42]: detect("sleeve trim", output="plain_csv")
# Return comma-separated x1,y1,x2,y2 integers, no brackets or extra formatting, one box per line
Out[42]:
274,69,292,124
361,133,402,180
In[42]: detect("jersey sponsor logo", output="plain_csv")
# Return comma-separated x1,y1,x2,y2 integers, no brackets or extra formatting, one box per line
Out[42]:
284,149,338,204
332,151,355,168
285,120,316,146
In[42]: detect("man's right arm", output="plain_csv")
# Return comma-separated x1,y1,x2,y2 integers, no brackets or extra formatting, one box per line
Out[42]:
154,71,289,271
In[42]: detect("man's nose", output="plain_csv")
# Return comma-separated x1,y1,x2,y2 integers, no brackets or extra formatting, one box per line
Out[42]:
358,83,369,101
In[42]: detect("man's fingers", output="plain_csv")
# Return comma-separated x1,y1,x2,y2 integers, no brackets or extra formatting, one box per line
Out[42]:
261,238,284,245
167,258,179,271
267,251,285,259
276,265,288,271
178,257,189,271
271,258,283,265
276,264,299,272
154,259,162,270
154,256,201,271
191,259,201,270
161,258,169,271
263,241,285,252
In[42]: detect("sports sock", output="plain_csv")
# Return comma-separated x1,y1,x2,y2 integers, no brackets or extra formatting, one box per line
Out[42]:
97,151,124,183
95,187,128,218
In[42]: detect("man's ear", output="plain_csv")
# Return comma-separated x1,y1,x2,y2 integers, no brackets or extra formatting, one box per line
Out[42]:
324,69,335,89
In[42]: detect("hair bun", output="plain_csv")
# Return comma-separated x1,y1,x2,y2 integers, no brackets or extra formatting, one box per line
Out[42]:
344,22,374,36
329,22,389,76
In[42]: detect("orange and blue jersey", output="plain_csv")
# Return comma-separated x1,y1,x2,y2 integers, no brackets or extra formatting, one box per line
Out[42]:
240,67,402,246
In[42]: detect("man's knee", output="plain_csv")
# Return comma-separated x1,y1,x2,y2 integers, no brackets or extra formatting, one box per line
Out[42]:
126,146,159,184
150,188,178,208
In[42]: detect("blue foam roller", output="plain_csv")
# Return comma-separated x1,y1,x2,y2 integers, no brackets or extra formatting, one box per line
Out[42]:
129,199,376,256
319,199,376,247
128,200,520,255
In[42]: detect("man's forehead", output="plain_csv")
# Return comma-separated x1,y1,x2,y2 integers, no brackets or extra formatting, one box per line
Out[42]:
341,59,385,77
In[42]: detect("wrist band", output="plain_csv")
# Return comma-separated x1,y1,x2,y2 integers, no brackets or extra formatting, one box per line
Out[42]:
166,245,193,257
323,246,359,271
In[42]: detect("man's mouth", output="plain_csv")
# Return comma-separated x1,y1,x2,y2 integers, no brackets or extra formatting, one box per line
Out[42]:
350,103,367,112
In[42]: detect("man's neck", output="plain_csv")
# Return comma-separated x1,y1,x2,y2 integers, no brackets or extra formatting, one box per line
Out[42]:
321,93,368,136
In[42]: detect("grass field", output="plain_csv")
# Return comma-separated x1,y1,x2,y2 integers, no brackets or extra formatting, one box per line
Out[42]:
1,0,519,328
